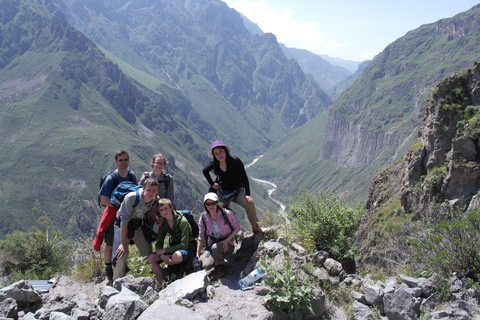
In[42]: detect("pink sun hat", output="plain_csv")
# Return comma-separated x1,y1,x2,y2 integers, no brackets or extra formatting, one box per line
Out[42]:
207,140,232,159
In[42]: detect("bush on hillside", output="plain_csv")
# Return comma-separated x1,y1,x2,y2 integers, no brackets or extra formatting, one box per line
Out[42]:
289,191,360,260
412,208,480,280
0,210,71,281
0,228,71,281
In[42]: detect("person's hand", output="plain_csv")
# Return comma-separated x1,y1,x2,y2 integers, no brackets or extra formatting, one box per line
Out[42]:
155,217,162,225
221,239,229,252
212,183,221,190
116,244,129,259
245,195,254,204
161,254,174,265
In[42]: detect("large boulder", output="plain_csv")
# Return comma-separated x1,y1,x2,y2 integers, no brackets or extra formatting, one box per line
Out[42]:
137,300,206,320
0,281,42,306
103,286,148,320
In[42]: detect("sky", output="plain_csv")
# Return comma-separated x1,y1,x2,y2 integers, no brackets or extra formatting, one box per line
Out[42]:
223,0,480,62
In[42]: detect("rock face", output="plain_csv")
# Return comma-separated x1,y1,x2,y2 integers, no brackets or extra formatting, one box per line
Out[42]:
321,5,480,170
367,61,480,217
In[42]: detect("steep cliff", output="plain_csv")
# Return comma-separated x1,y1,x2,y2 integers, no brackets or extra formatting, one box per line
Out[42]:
367,61,480,217
321,4,480,169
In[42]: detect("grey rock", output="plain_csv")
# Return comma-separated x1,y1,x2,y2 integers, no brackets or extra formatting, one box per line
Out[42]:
98,286,119,309
158,270,209,304
306,251,329,266
49,311,74,320
351,291,367,304
383,288,420,320
112,276,155,294
261,241,283,256
324,258,343,276
363,284,384,306
143,286,157,305
0,298,17,319
290,243,306,255
72,308,89,320
0,281,42,306
312,268,330,284
103,286,147,320
138,300,206,320
352,300,372,320
254,286,270,296
363,274,376,286
302,287,326,319
404,287,423,298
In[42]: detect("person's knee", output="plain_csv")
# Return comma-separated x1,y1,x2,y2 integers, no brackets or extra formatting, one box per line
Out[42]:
171,251,183,264
147,253,159,265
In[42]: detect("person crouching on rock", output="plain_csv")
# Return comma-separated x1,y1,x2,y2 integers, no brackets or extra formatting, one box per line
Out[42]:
196,192,240,279
147,198,196,285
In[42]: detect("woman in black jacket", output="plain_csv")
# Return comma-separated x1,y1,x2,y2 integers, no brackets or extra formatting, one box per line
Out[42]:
202,141,264,233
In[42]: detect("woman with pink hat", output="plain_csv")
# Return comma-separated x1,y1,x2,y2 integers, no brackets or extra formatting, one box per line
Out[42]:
202,140,264,233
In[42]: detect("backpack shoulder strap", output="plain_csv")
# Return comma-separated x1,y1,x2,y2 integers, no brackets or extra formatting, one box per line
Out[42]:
132,188,140,208
221,208,234,231
201,212,208,242
109,170,119,185
127,169,135,183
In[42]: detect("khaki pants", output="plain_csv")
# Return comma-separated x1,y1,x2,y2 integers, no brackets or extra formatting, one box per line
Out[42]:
200,241,234,269
112,226,152,280
217,188,259,227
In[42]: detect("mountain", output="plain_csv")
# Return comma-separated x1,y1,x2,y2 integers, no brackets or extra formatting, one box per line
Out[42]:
319,55,361,74
327,60,370,101
250,4,480,206
56,0,332,143
280,45,352,96
367,61,480,217
236,11,353,97
358,60,480,268
0,0,333,238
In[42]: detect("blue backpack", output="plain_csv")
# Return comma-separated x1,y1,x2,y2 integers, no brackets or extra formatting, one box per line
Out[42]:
98,169,135,207
110,181,142,209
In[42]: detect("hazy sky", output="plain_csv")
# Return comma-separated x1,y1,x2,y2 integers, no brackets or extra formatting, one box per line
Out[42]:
224,0,480,62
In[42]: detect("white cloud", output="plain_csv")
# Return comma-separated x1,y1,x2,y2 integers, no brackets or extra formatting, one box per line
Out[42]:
224,0,348,56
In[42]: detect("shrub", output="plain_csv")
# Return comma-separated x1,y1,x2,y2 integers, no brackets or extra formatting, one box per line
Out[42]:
261,251,316,320
0,228,71,281
71,236,103,282
412,208,480,280
289,191,360,260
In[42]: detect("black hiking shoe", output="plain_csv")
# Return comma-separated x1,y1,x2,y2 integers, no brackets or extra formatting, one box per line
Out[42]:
105,265,113,286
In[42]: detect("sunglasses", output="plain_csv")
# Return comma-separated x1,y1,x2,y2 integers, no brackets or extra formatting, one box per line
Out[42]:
117,158,129,162
154,162,165,165
205,201,217,206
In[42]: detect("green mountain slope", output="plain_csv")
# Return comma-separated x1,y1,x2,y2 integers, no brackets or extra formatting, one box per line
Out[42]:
57,0,332,153
0,0,279,238
252,4,480,207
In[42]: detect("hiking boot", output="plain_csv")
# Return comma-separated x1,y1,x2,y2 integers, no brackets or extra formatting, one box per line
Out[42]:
213,265,224,279
252,223,265,233
105,265,113,286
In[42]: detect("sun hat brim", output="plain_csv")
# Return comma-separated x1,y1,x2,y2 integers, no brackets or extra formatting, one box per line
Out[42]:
207,140,232,159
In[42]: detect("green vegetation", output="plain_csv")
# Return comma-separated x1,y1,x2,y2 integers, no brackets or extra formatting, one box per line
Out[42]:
0,213,71,281
289,191,361,260
260,252,317,320
412,208,480,280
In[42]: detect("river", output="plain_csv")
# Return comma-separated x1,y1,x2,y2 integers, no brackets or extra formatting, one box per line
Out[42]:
246,155,288,222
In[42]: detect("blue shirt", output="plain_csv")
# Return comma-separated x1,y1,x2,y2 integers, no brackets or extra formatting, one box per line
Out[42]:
99,170,137,198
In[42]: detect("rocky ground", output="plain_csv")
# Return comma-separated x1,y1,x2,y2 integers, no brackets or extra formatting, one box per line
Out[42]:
2,230,480,319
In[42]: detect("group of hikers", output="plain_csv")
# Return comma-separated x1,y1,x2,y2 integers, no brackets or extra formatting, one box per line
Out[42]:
92,140,265,285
